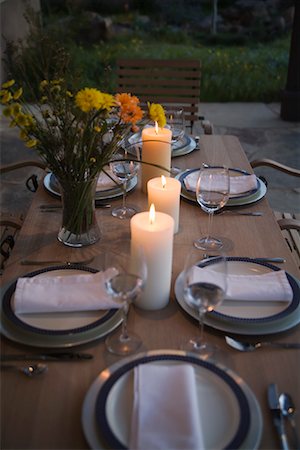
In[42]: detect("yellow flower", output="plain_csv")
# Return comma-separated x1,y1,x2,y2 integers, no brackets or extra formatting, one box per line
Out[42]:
13,87,23,100
2,79,15,88
94,125,101,132
100,93,115,111
20,129,28,140
75,88,114,113
50,79,63,85
2,106,12,117
25,139,38,148
11,103,22,116
15,112,35,127
66,90,73,98
50,85,61,94
1,91,12,104
148,102,166,128
40,80,48,90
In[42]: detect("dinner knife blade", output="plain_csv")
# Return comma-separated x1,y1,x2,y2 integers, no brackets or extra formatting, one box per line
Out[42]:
268,383,290,450
1,352,93,362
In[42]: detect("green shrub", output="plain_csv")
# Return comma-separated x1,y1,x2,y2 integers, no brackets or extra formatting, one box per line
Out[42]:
3,6,290,102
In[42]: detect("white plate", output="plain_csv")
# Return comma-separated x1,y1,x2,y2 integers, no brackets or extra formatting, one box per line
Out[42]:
82,349,262,450
175,258,300,335
0,266,123,348
43,173,137,201
127,132,197,158
177,169,267,207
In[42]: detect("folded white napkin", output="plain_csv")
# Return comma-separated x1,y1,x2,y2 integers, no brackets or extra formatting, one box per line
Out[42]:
97,171,119,190
189,266,293,302
184,171,257,195
130,363,204,450
14,268,122,314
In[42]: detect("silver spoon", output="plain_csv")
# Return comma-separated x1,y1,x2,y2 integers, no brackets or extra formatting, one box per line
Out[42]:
225,336,300,352
279,393,300,449
1,363,48,377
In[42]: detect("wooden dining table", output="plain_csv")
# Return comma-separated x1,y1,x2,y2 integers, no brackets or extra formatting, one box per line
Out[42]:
1,134,299,450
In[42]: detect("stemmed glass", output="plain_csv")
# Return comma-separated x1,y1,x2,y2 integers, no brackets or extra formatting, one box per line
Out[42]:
165,108,185,143
110,145,140,219
104,240,147,356
194,165,230,250
181,249,227,358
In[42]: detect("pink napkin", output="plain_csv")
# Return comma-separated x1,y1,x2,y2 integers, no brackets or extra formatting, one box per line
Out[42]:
14,268,122,314
130,363,204,450
184,172,257,195
189,267,293,302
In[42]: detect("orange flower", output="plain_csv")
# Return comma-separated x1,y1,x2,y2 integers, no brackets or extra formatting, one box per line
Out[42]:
115,93,143,125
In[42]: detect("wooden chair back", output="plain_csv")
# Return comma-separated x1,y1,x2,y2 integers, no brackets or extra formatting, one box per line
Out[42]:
116,59,202,132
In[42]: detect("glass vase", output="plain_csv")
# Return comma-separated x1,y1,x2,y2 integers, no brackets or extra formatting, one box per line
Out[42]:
57,174,101,247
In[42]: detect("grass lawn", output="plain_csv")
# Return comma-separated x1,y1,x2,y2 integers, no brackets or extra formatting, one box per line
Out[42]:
69,35,290,102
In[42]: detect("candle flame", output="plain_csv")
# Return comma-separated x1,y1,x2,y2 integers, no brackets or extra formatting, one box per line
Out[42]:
161,175,166,188
149,203,156,224
155,121,159,134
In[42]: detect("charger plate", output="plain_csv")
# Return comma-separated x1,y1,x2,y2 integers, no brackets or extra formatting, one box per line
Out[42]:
176,168,267,206
175,257,300,335
126,132,196,158
82,349,262,450
0,265,123,348
43,173,137,201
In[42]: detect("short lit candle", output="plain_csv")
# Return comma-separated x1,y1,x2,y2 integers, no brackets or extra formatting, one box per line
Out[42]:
147,176,181,234
130,204,174,310
141,122,172,193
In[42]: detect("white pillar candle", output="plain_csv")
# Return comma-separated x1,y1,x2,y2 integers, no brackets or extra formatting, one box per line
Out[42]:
130,205,174,310
147,176,181,234
141,124,172,193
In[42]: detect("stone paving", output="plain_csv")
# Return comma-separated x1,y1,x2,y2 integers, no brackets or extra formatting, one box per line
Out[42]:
1,103,299,219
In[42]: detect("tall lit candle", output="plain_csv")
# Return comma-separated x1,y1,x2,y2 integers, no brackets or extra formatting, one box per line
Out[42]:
130,204,174,310
147,176,181,234
141,123,172,193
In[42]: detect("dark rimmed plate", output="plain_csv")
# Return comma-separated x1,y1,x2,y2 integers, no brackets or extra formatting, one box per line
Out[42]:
1,265,121,338
178,167,260,202
43,173,137,201
175,257,300,335
94,352,251,450
126,132,196,158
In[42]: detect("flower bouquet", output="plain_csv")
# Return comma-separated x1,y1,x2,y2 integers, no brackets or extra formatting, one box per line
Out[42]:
1,78,166,246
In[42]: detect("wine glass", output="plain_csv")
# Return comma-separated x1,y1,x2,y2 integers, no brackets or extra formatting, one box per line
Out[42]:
104,240,147,356
110,146,140,219
181,249,227,358
194,165,230,250
165,108,185,143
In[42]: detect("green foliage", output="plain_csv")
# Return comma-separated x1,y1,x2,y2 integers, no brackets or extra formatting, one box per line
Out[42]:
3,5,290,103
70,36,289,102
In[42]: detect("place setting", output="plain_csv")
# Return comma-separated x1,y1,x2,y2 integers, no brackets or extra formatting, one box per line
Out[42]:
174,247,300,338
43,167,138,203
125,108,197,159
176,164,267,208
82,348,263,450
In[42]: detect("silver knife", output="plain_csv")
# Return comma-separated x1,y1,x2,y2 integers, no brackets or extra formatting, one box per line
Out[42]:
1,352,93,362
268,383,290,450
254,257,286,263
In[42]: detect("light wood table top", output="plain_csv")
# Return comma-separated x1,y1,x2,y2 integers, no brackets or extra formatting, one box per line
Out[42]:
1,135,299,449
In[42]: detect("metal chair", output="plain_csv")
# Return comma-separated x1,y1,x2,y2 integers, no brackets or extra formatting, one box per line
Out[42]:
116,58,212,134
0,160,47,272
250,158,300,268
